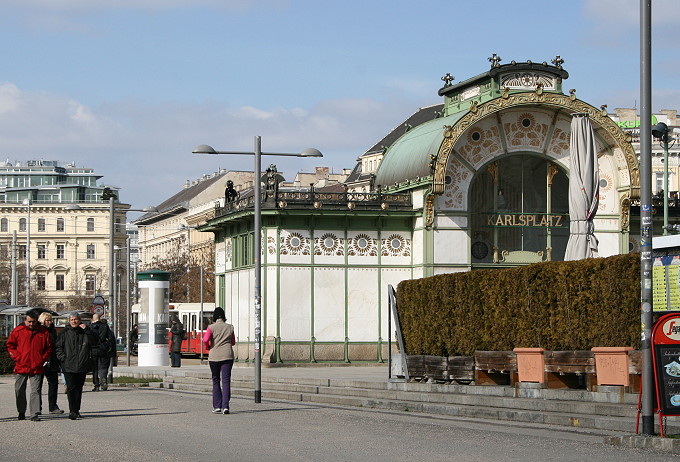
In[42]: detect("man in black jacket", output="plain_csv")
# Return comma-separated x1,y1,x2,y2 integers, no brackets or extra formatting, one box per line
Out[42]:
56,312,100,420
90,314,115,391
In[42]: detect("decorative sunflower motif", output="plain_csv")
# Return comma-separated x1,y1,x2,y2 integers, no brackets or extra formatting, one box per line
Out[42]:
348,233,377,256
280,231,310,255
381,234,411,257
315,233,343,256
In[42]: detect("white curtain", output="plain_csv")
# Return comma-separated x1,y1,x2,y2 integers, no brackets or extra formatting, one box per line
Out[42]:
565,114,599,261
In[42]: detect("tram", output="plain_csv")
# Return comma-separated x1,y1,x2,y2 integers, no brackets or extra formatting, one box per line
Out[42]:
131,302,214,356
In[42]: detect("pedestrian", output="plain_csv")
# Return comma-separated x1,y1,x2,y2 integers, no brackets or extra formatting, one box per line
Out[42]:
37,312,64,414
89,313,115,391
170,315,185,367
56,312,101,420
203,307,235,414
129,324,139,356
6,308,52,421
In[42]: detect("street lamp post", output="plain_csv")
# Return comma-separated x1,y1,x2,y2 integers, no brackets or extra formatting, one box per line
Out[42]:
193,136,322,403
24,198,31,305
653,122,676,235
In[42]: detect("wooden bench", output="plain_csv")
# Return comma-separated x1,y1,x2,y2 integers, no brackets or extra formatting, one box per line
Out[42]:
447,356,475,384
544,350,595,390
474,351,517,386
405,355,474,383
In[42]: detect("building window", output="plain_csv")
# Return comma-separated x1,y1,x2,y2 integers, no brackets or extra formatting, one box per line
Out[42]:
56,218,64,232
37,244,46,259
56,244,65,259
38,218,46,232
87,217,95,232
19,218,26,232
37,275,46,291
0,218,7,232
233,234,253,268
18,245,26,259
56,274,65,291
0,245,7,259
87,244,95,259
85,274,96,292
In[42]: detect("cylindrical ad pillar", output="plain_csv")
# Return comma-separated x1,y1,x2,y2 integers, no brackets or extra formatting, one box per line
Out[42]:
136,270,171,366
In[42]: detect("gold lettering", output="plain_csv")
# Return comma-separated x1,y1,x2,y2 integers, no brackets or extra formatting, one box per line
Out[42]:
487,215,495,226
504,215,512,226
539,216,548,227
519,214,527,226
555,215,564,227
527,215,535,227
496,215,504,226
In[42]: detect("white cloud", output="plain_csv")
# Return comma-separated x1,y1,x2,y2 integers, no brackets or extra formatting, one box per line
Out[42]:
0,83,412,208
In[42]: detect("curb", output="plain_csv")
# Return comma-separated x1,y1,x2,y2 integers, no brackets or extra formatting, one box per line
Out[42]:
604,435,680,454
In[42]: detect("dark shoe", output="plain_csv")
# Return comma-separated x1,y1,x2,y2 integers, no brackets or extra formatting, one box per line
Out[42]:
69,412,77,420
17,413,25,421
92,387,99,392
222,409,230,415
76,412,82,418
50,409,64,415
30,415,41,422
101,383,108,391
36,411,42,415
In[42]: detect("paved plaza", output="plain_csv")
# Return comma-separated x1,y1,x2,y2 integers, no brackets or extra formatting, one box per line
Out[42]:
0,369,676,462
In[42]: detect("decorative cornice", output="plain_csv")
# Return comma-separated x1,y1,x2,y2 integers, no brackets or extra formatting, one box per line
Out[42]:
431,91,638,197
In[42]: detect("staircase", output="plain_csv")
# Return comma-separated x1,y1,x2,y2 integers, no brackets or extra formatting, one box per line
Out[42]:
141,370,677,435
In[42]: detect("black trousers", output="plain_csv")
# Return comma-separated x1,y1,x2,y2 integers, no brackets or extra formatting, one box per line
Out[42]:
44,370,61,411
92,356,110,387
171,351,181,367
63,372,86,414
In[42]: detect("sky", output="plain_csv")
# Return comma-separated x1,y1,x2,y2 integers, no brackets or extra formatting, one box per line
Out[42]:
0,0,679,210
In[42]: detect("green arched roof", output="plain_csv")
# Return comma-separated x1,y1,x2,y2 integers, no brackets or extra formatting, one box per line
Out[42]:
374,110,467,188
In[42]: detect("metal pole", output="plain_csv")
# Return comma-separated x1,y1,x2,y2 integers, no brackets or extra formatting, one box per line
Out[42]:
254,135,262,403
11,231,18,305
663,135,670,235
200,265,204,361
126,235,131,367
640,0,655,436
25,200,30,305
109,197,115,334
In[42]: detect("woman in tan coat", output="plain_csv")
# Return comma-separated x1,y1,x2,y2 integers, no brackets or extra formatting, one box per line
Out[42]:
203,307,235,414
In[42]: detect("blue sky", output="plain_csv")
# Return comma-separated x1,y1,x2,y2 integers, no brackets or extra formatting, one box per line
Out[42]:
0,0,678,209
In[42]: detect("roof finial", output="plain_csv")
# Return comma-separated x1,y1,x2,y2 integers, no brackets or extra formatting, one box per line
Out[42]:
488,53,502,68
551,55,564,69
441,73,454,87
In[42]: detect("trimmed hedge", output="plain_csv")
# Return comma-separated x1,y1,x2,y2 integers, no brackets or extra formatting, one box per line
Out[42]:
396,253,640,356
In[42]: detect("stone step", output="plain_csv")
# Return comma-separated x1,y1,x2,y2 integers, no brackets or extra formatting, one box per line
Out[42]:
151,381,662,434
161,376,638,418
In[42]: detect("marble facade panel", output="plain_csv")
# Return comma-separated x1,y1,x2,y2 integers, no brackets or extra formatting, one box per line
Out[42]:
313,267,346,341
347,268,379,341
279,229,312,264
279,267,312,341
434,229,470,265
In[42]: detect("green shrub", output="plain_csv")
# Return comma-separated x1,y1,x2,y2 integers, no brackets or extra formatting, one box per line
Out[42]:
396,253,640,355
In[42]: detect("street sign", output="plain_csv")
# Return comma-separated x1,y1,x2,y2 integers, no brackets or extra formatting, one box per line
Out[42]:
92,293,106,315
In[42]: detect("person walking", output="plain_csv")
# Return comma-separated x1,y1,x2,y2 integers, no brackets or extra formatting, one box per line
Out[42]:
37,312,64,414
170,315,185,368
56,312,101,420
203,307,235,414
90,314,115,391
6,308,52,421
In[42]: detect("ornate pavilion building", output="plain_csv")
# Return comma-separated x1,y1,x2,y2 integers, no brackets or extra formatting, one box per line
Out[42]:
200,56,637,363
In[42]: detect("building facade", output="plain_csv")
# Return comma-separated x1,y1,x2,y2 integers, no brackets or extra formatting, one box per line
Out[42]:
202,57,638,363
0,160,128,311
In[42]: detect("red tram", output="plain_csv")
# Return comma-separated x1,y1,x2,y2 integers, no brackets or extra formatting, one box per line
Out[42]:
132,302,214,356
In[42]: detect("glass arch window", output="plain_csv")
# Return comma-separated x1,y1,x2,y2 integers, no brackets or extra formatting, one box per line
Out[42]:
87,217,95,232
469,155,569,265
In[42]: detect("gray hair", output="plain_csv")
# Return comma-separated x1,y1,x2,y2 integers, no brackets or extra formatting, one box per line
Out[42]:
69,311,82,320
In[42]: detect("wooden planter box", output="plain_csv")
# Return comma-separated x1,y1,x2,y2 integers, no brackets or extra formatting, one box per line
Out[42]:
514,348,546,383
447,356,475,384
474,351,517,386
592,346,633,388
544,350,595,390
405,355,474,383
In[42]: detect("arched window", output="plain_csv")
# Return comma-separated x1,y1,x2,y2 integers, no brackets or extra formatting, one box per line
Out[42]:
469,155,569,265
87,217,95,232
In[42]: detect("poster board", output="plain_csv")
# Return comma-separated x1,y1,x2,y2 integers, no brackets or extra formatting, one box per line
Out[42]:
652,313,680,416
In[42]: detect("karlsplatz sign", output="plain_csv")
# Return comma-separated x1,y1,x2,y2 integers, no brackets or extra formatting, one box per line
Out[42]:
484,213,568,228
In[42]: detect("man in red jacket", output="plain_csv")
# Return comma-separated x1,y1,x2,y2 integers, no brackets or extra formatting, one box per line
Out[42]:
6,309,52,421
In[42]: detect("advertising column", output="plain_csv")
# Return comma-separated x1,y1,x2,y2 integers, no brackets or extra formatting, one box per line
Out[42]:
137,270,170,367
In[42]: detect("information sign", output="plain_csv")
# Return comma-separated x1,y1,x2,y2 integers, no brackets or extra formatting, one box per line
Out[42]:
652,314,680,417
